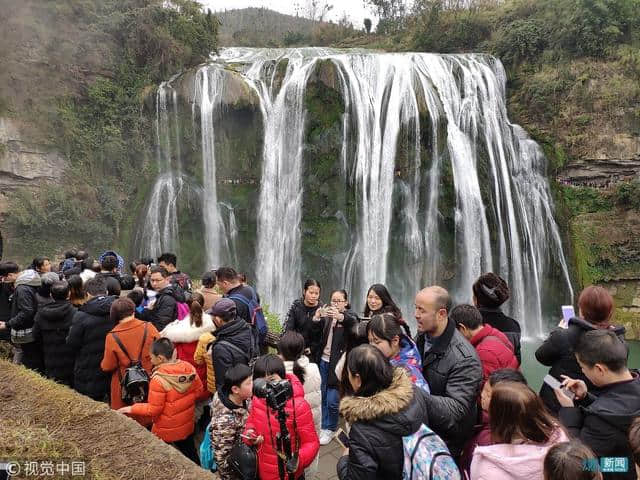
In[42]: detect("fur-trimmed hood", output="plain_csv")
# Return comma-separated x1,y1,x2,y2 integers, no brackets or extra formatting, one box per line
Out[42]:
161,313,215,343
340,368,426,436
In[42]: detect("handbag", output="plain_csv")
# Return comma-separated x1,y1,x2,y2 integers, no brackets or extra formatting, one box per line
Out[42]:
227,438,258,480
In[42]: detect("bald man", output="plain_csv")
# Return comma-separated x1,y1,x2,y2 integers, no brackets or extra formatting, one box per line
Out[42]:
414,286,482,457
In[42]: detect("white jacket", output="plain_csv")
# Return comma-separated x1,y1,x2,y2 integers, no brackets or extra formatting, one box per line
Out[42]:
284,356,321,431
161,313,215,343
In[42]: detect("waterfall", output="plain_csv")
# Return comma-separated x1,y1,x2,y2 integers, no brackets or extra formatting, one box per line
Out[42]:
135,81,182,259
227,49,321,317
195,66,225,270
141,48,574,337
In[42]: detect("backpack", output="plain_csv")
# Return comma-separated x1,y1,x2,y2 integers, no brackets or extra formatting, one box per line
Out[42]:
402,424,461,480
176,302,190,321
111,324,150,405
228,290,268,348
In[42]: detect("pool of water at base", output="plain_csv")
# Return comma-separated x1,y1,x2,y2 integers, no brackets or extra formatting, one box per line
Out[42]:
521,339,640,392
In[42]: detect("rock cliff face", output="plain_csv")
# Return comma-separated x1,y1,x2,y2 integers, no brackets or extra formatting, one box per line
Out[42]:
0,117,66,186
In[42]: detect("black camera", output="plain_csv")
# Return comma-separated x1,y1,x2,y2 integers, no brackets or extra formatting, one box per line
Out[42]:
253,378,293,411
252,378,299,478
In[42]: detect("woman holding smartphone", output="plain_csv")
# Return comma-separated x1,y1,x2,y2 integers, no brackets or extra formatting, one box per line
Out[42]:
535,285,625,415
314,289,358,445
284,279,324,359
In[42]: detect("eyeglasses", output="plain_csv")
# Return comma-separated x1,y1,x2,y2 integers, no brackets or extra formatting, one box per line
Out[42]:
331,300,347,304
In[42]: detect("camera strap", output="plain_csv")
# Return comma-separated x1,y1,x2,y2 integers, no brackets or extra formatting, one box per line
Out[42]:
266,396,301,480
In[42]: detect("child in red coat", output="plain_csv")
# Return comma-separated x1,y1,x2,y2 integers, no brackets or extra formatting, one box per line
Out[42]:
244,354,319,480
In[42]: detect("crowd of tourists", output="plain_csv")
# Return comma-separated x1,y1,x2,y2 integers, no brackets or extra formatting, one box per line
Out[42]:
1,249,640,480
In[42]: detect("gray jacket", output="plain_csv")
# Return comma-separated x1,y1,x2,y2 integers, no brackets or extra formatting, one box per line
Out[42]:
416,318,482,456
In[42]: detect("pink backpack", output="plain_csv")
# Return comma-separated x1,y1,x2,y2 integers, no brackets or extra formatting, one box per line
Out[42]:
176,302,190,321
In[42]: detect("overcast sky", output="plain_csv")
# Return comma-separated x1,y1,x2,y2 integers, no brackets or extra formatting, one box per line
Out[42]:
198,0,379,28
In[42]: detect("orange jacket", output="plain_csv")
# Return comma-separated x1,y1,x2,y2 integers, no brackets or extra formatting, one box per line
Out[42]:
131,359,203,443
100,319,159,414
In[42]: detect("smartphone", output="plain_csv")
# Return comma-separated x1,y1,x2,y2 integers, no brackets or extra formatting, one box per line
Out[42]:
335,428,350,449
543,374,575,400
558,305,575,329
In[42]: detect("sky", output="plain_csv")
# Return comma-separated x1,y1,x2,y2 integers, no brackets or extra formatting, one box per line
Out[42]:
198,0,379,28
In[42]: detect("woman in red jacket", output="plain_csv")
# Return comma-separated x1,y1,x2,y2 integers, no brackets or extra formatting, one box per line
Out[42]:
244,354,319,480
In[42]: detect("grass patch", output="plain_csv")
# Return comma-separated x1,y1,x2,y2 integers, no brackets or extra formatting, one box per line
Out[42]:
0,360,217,480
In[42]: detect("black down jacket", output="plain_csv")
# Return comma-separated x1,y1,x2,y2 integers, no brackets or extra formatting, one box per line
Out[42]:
284,298,322,359
416,318,482,457
536,316,626,416
66,296,116,400
337,368,429,480
211,317,255,392
32,300,77,386
137,284,185,332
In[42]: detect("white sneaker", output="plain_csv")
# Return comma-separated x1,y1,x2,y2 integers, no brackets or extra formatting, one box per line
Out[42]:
319,429,335,445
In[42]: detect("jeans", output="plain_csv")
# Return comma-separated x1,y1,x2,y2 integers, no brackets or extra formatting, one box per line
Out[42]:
319,359,340,432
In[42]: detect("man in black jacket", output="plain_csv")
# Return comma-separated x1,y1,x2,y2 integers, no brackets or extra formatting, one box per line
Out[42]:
415,286,482,457
556,330,640,480
32,281,76,387
0,269,42,372
536,314,626,416
66,277,114,402
215,266,259,325
137,266,185,332
210,298,255,392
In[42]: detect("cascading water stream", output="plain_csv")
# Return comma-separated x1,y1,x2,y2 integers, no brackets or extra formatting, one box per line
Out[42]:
135,80,182,259
140,48,574,337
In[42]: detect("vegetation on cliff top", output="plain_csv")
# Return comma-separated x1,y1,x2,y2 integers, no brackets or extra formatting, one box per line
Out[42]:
5,0,219,257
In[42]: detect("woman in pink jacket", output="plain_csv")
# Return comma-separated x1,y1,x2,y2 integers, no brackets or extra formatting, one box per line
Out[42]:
244,354,319,480
471,381,568,480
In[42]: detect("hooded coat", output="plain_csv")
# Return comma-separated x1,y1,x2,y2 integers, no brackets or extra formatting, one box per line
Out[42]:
469,324,519,386
137,284,186,332
211,317,255,392
244,373,319,480
470,428,569,480
337,368,429,480
32,299,76,386
536,316,626,415
161,313,215,401
130,359,203,443
314,309,359,389
284,355,322,479
66,295,116,400
559,374,640,480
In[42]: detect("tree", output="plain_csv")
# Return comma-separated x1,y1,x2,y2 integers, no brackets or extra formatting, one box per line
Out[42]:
364,17,372,33
294,0,334,22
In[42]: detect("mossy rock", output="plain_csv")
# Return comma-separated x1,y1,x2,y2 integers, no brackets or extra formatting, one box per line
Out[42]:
570,210,640,287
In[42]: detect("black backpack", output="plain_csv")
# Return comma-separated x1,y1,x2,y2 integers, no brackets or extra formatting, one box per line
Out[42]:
111,324,150,405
